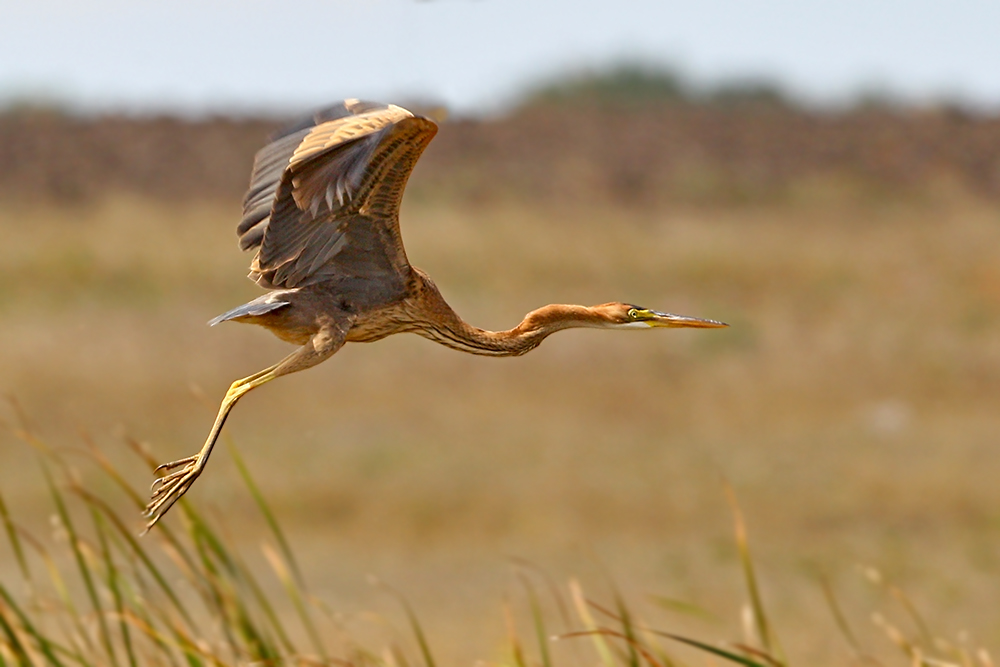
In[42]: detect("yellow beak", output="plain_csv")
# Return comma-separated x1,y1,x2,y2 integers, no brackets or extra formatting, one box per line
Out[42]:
645,310,728,328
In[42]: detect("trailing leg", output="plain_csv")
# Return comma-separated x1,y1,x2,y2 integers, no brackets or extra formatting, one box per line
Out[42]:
143,323,348,531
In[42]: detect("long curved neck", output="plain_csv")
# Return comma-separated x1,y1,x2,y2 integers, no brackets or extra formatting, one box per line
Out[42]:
409,272,604,357
429,304,603,357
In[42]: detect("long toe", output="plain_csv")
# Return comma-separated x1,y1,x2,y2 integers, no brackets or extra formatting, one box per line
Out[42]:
148,480,179,503
144,486,175,517
147,476,186,512
143,465,202,530
144,491,178,522
143,493,179,532
144,481,191,529
150,465,196,492
154,455,199,473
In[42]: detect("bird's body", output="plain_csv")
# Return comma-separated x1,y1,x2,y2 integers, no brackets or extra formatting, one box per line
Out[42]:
143,99,726,530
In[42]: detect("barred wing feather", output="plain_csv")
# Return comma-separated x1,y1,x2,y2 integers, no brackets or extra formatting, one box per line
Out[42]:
236,99,438,290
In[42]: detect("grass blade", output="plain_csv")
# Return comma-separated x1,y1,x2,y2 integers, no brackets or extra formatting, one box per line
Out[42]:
517,573,553,667
72,486,197,630
583,598,681,667
569,579,616,667
648,595,718,622
91,509,138,667
612,588,640,667
502,595,528,667
227,439,304,587
260,542,324,658
41,462,112,662
0,600,32,666
186,510,278,662
659,632,773,667
373,580,437,667
818,573,862,655
0,582,75,667
0,492,30,582
557,628,665,667
723,481,783,663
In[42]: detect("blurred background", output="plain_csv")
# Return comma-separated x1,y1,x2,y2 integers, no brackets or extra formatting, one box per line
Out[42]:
2,0,1000,663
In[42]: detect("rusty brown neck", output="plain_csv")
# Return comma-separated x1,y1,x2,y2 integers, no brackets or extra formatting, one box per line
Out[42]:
408,271,605,357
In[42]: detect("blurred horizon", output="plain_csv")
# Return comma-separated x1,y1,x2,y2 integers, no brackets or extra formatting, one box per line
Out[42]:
3,0,1000,116
5,58,997,121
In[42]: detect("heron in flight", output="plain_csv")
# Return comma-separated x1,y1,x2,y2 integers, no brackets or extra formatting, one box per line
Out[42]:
144,99,727,530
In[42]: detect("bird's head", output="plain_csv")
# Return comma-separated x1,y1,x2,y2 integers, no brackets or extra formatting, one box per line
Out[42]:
592,302,728,329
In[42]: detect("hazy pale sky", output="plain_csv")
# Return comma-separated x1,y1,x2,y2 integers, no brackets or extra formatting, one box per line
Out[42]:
2,0,999,114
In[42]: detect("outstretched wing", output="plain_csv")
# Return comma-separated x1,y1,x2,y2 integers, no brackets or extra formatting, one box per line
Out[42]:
236,99,438,290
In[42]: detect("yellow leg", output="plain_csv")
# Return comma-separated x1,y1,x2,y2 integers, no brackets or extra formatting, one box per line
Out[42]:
142,321,350,532
142,364,280,531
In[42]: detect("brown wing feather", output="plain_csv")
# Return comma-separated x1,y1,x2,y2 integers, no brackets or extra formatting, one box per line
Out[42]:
237,99,389,251
236,100,437,291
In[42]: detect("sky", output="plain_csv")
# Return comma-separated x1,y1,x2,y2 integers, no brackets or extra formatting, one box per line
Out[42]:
2,0,999,116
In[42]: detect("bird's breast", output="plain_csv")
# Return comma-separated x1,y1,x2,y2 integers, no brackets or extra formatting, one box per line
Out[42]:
346,305,422,343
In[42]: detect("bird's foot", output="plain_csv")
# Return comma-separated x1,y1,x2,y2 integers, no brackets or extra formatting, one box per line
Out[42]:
143,455,204,533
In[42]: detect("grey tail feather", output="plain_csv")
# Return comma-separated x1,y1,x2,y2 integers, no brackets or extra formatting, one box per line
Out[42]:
208,300,290,326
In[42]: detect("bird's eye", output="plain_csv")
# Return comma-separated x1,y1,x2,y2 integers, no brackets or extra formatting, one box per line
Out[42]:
627,308,640,320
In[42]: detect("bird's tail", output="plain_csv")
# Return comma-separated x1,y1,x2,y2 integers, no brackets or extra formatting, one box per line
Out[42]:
208,299,290,326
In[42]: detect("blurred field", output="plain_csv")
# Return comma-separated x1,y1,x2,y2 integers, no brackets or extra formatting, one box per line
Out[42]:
2,102,1000,664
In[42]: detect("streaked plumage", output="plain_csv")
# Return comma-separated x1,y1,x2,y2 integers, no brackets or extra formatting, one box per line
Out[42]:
143,99,726,531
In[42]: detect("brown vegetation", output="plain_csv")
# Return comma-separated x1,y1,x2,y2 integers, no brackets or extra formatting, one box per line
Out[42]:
3,101,1000,204
2,102,1000,664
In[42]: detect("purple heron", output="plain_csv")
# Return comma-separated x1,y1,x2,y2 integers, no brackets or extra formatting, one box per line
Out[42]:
143,99,727,530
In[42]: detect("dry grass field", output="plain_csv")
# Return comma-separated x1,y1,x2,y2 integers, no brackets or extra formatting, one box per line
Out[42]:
2,104,1000,664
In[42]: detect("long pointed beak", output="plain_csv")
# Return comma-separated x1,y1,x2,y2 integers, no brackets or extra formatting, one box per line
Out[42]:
647,310,728,328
